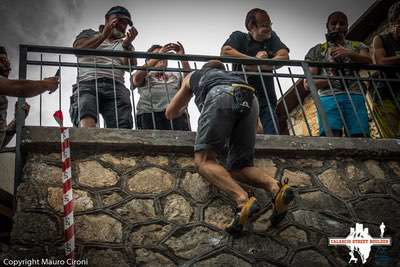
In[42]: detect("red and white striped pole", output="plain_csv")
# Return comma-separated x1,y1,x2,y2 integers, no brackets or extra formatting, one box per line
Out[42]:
54,110,75,266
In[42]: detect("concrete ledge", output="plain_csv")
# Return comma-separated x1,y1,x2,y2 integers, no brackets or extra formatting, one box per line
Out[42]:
22,126,400,159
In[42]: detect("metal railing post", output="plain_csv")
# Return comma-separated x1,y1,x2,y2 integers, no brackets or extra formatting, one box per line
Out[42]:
288,67,312,136
273,67,295,135
256,65,279,134
39,54,43,126
128,58,138,129
14,45,28,197
301,62,333,137
177,61,191,131
163,66,174,130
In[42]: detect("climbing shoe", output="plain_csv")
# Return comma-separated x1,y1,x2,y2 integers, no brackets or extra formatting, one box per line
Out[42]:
226,196,260,235
271,178,295,226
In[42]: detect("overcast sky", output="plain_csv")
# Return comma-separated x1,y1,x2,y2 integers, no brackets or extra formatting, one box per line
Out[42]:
0,0,375,139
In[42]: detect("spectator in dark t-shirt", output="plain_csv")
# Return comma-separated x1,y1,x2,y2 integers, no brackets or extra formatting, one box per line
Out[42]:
221,8,289,134
372,2,400,138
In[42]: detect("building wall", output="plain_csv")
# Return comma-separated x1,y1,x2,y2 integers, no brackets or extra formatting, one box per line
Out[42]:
288,95,319,136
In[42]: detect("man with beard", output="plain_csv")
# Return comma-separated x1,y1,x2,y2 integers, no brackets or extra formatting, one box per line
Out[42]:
221,8,290,135
70,6,138,128
304,11,372,137
165,60,294,234
0,46,59,148
372,2,400,138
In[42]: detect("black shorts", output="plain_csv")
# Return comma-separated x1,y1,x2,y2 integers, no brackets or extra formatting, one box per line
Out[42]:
195,85,259,170
69,78,133,129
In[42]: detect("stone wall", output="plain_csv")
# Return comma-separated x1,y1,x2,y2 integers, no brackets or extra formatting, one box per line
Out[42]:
0,150,15,194
3,127,400,266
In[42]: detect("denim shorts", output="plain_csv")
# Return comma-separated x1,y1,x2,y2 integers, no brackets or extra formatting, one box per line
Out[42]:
195,85,259,170
69,78,133,129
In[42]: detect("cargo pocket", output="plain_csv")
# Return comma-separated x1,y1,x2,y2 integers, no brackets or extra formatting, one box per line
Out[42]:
232,89,254,116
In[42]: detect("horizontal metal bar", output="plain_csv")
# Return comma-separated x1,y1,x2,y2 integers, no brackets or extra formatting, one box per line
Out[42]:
27,60,189,72
309,73,400,83
305,61,399,70
26,60,308,79
24,44,291,66
28,59,397,84
22,44,398,71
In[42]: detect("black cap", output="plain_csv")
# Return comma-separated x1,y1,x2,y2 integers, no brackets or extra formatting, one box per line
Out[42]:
0,46,7,55
105,6,132,26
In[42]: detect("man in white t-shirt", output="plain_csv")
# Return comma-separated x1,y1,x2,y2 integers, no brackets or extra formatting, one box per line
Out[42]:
132,43,191,130
70,6,138,129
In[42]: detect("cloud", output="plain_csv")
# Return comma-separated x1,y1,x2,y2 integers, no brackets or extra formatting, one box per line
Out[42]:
0,0,86,77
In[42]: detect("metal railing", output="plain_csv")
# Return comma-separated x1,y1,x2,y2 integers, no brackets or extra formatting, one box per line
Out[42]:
14,44,400,189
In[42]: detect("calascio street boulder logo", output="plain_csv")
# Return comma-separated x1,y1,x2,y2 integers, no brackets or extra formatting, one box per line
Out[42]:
329,223,391,264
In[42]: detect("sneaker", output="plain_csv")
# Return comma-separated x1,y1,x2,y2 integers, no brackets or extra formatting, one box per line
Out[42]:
271,178,294,226
226,196,260,235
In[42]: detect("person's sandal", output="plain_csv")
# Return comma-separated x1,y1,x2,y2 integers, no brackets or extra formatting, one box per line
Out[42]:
271,178,294,226
226,196,260,235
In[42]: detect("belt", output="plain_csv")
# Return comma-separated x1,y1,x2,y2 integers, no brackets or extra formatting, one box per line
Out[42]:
214,84,255,97
231,83,255,93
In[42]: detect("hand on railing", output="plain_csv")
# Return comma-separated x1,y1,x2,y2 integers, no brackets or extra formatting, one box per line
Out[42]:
243,51,273,72
257,51,275,71
256,51,269,59
42,76,59,94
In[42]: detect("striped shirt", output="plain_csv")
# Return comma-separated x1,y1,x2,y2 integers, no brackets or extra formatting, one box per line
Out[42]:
136,72,181,115
74,29,133,84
